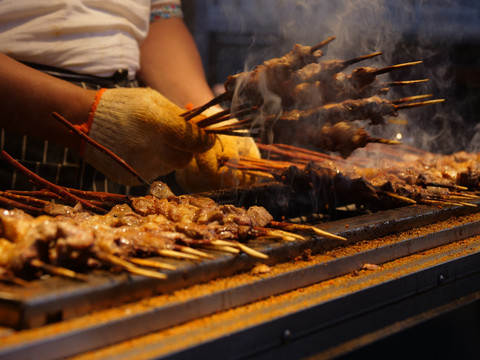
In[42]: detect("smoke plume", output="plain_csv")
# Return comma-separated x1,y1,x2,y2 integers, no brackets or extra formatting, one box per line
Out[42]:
214,0,479,154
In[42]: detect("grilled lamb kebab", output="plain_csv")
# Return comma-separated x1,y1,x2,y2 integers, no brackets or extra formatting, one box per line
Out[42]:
275,96,398,125
0,183,276,280
270,120,398,158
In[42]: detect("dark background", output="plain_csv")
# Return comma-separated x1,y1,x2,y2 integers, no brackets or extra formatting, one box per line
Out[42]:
181,0,480,154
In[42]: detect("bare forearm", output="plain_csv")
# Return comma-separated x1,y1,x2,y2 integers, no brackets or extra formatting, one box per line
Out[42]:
0,53,96,151
138,18,215,108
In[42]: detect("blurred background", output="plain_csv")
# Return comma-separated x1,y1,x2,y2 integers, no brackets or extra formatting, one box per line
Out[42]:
181,0,480,154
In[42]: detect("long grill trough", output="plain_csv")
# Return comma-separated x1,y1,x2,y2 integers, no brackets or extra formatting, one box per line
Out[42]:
2,184,480,359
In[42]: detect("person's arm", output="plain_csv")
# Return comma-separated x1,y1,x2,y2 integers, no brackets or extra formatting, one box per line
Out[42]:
0,53,96,152
0,52,216,186
138,17,215,109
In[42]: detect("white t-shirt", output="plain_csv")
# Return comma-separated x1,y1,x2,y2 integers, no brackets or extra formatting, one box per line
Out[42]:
0,0,182,79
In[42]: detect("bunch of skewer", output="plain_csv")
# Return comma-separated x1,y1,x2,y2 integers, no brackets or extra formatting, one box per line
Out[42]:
0,148,346,285
224,142,480,214
180,36,444,158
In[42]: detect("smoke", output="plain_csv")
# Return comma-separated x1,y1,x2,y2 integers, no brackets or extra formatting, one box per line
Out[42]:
214,0,479,154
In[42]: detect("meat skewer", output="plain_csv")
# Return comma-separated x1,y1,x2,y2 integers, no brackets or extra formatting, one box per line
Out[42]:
391,94,433,105
1,150,107,214
206,94,440,137
225,51,383,108
290,52,383,86
347,61,423,88
395,98,445,110
181,37,337,120
384,79,429,87
179,39,443,164
223,37,337,101
291,62,426,107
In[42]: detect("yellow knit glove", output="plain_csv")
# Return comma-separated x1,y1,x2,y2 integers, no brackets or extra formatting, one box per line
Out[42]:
176,134,260,193
80,88,215,185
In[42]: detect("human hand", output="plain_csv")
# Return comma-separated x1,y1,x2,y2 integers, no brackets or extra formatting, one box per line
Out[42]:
175,133,260,193
81,88,215,185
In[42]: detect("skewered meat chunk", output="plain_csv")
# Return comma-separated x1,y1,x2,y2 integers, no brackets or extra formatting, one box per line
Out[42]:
269,120,379,159
305,122,372,158
183,39,442,161
291,72,390,107
224,41,331,101
0,179,277,280
276,162,379,213
277,96,397,125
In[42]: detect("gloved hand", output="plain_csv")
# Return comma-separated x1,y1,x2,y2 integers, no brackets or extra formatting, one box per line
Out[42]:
175,113,261,193
79,88,215,185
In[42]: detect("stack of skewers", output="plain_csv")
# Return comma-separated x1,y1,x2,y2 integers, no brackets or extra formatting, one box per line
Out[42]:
181,37,444,158
0,37,455,285
0,150,345,285
225,142,480,215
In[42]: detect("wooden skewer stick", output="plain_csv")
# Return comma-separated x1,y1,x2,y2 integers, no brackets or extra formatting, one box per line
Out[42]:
391,94,433,105
0,194,43,215
211,240,268,259
205,117,255,132
8,188,128,204
202,243,240,254
195,104,255,128
369,138,402,145
261,143,348,164
128,257,177,271
158,249,201,261
373,61,423,75
443,198,477,207
343,52,383,67
193,108,231,127
203,128,255,136
385,79,429,86
62,188,129,203
242,170,275,180
53,112,151,187
258,228,307,241
419,182,469,191
270,221,347,241
419,199,462,207
95,251,167,280
395,99,445,110
235,243,269,259
1,151,107,214
0,270,29,287
449,191,479,199
181,92,229,120
175,245,214,259
382,191,417,204
30,259,88,281
224,161,272,172
311,36,336,53
6,189,64,201
0,191,51,208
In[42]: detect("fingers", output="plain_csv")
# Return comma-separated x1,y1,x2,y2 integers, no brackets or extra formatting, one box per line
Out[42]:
162,119,216,153
146,89,216,153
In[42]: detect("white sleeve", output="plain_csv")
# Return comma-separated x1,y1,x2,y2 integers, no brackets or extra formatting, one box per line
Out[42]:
0,0,152,78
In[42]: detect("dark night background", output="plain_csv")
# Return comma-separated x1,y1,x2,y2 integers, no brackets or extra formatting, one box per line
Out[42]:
182,0,480,155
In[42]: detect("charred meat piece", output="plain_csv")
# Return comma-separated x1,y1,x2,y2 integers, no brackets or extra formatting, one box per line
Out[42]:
276,162,379,213
277,96,397,125
224,41,330,102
